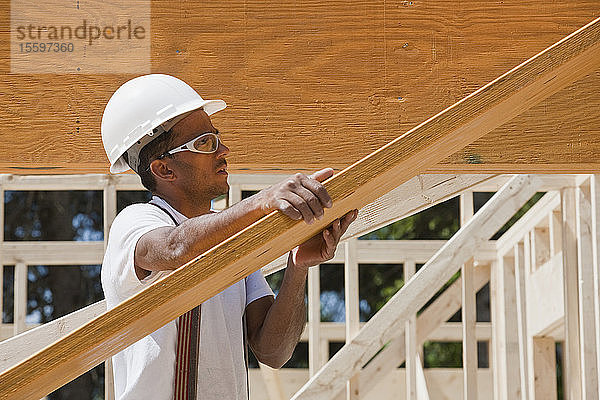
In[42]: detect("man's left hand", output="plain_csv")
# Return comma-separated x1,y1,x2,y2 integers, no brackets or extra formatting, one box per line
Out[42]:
291,209,359,270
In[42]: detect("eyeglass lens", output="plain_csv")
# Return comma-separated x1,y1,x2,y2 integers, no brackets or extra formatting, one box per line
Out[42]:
193,133,219,153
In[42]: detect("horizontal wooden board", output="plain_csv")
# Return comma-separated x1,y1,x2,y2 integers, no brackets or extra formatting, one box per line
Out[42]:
0,0,598,174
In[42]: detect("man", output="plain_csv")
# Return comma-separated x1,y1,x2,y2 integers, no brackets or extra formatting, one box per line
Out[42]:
100,74,357,399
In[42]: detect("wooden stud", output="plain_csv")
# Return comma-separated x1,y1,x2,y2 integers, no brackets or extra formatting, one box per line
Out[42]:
404,259,417,400
592,175,600,394
344,239,360,400
532,337,558,400
575,180,600,399
415,353,431,400
514,242,530,400
461,192,478,400
102,177,117,400
561,187,583,400
491,255,521,400
308,265,321,377
3,13,600,395
13,263,27,336
549,209,563,258
259,363,286,400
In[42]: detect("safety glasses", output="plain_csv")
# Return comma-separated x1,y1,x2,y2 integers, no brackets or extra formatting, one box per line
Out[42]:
162,130,221,157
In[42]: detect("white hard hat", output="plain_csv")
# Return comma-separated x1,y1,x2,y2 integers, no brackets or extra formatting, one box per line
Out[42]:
101,74,227,174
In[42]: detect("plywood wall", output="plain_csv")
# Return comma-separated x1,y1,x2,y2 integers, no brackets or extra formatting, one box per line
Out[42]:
0,0,598,174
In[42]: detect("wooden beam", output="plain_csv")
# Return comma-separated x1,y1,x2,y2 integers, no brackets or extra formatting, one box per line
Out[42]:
514,242,531,400
460,193,478,400
561,187,583,399
292,175,542,399
307,265,322,377
575,179,600,399
1,2,599,174
532,337,558,400
405,259,417,400
491,254,522,400
591,175,600,392
344,239,360,400
0,301,106,371
2,14,599,397
258,363,286,400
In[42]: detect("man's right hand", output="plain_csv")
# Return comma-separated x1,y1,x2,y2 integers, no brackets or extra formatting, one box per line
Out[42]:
258,168,334,224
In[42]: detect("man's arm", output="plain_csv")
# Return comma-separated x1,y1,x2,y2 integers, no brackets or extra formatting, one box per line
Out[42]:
134,169,334,276
245,211,357,368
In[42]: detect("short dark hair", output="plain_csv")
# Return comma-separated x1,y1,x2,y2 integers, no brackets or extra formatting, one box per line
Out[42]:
123,131,175,192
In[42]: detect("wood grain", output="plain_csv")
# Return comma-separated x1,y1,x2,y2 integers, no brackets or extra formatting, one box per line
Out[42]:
0,16,598,399
0,1,598,174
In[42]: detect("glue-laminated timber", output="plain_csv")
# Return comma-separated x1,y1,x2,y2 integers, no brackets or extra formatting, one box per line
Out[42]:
292,175,543,399
2,16,600,397
1,1,599,174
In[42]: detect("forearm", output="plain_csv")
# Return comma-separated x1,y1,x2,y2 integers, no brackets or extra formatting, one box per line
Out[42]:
162,194,267,269
251,255,308,368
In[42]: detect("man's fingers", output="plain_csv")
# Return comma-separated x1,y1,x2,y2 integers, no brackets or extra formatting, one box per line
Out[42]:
276,199,302,220
309,167,334,183
284,192,317,224
340,209,358,232
294,185,325,220
301,177,332,209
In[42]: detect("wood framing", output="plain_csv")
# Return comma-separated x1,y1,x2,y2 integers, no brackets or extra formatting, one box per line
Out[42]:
332,265,492,400
294,175,542,399
0,2,599,174
1,14,599,397
561,187,583,399
460,193,478,400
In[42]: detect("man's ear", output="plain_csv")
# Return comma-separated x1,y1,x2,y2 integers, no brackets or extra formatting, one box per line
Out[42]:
149,158,176,182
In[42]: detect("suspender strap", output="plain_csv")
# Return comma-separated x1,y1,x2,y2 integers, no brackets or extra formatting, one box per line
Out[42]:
148,201,201,400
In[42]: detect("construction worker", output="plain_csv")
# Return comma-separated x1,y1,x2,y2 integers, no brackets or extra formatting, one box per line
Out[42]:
100,74,358,399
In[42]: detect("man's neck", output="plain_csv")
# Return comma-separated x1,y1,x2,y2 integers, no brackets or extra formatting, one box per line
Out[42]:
153,190,211,218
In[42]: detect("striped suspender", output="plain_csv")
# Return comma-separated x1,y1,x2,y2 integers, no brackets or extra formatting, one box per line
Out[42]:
148,202,201,400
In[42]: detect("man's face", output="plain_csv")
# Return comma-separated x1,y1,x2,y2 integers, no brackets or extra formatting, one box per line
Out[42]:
166,108,230,200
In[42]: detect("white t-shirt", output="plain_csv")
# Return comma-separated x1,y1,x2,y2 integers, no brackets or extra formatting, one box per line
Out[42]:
101,196,274,400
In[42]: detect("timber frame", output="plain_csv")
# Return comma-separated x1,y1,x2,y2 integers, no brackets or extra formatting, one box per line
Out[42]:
0,13,599,400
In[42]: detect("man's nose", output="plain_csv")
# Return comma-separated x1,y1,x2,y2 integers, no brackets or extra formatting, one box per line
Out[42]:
217,141,230,157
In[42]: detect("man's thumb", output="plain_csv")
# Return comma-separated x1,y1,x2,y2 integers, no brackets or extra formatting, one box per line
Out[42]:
310,167,334,182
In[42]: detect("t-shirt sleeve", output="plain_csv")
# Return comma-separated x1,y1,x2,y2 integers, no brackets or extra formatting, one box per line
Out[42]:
245,270,274,306
102,204,176,304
